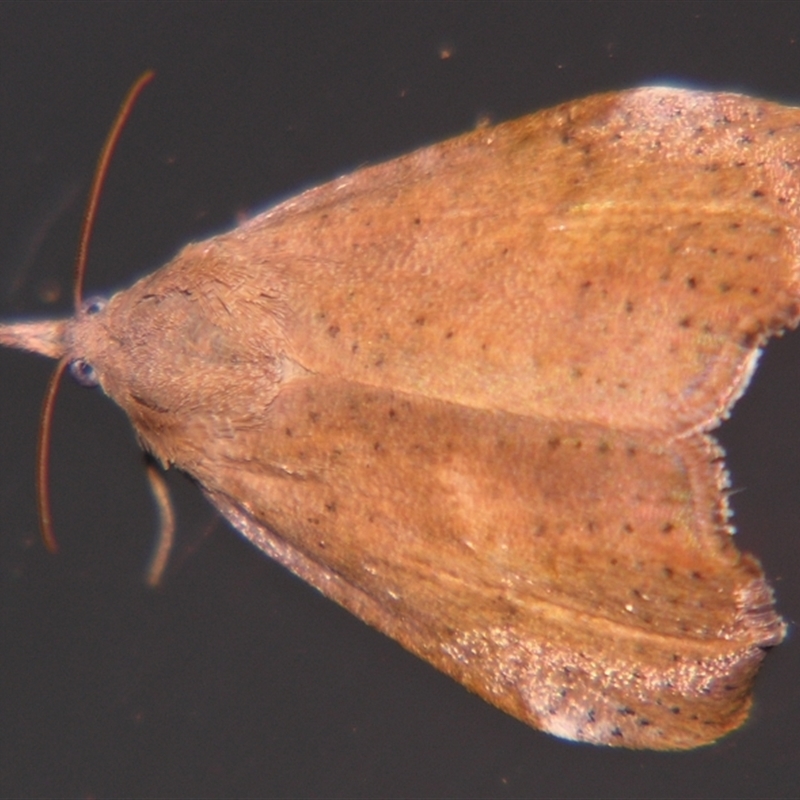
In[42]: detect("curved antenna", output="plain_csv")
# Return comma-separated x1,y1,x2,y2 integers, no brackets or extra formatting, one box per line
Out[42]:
37,358,68,553
37,70,155,554
73,69,155,311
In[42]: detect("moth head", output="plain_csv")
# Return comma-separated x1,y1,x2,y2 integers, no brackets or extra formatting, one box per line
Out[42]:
66,256,287,466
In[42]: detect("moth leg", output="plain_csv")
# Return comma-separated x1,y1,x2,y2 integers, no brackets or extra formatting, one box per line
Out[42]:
143,455,176,588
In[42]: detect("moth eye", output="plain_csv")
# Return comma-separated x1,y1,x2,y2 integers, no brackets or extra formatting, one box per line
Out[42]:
69,359,99,388
81,296,107,315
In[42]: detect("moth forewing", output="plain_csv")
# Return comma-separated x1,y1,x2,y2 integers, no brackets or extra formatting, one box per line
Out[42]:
159,374,781,750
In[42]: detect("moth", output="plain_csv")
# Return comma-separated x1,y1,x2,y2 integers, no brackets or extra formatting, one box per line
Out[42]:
1,86,797,750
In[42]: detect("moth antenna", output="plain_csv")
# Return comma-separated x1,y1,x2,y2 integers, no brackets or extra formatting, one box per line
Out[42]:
36,359,68,553
36,70,155,554
73,69,155,310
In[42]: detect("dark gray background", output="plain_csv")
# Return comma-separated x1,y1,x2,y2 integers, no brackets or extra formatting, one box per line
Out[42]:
1,2,798,797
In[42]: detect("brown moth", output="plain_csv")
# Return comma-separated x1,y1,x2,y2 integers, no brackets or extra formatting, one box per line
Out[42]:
1,87,797,750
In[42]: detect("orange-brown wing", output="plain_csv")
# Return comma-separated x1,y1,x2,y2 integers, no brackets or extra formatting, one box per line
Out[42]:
205,87,800,433
194,375,783,750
